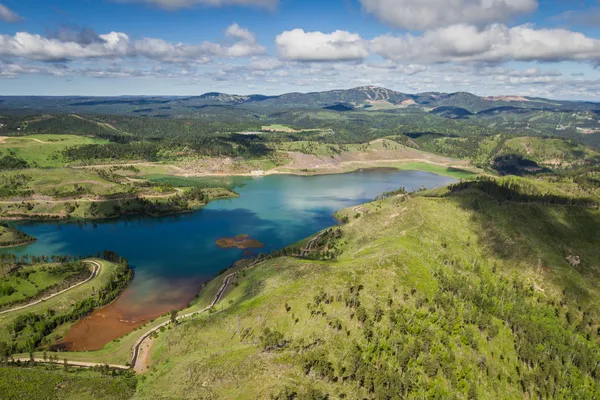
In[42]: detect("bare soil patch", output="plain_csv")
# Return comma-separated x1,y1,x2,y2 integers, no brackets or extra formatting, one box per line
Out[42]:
134,336,155,373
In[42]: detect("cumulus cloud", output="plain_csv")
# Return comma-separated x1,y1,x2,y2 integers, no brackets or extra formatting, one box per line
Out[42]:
370,24,600,64
0,3,22,23
113,0,277,10
276,29,369,61
0,24,264,62
360,0,537,30
248,57,284,70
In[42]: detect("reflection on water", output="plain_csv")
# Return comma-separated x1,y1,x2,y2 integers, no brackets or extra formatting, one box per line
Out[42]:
2,169,456,348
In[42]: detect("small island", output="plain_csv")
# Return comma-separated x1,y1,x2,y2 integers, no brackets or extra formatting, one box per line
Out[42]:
216,234,265,250
0,225,36,248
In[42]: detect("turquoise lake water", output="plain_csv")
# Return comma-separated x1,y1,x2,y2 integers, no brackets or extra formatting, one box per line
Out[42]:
2,169,456,317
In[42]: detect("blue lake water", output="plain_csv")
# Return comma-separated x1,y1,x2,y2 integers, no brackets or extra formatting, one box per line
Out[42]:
1,169,455,339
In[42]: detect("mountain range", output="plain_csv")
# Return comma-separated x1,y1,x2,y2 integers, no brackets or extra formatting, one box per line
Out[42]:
1,86,598,117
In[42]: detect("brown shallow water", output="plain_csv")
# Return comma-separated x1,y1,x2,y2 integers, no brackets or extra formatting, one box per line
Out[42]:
58,276,202,351
216,234,265,249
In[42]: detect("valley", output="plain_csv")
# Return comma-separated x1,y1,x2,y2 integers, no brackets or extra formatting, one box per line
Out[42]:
1,86,600,399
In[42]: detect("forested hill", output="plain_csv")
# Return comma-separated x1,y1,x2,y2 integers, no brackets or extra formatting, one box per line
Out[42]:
0,86,598,116
2,86,600,151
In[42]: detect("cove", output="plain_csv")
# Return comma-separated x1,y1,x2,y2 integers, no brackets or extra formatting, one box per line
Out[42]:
1,169,456,350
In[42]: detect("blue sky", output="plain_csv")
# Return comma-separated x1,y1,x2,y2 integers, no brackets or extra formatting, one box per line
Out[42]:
1,0,600,98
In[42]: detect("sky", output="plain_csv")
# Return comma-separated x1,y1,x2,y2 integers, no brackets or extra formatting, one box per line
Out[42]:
1,0,600,99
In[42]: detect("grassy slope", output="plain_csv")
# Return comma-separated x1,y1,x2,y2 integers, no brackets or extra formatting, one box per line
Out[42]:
0,260,117,345
0,263,83,306
416,134,600,171
0,134,108,168
499,137,600,166
0,226,35,247
0,365,136,400
1,167,134,197
135,183,600,399
0,167,237,220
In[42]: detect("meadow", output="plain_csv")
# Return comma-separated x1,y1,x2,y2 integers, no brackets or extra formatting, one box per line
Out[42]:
0,134,108,168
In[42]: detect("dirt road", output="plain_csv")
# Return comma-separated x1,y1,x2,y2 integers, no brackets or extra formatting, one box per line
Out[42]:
0,261,101,316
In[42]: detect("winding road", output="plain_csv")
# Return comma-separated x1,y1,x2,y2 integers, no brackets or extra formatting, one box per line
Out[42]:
11,257,264,371
0,260,101,316
300,231,327,257
130,269,238,371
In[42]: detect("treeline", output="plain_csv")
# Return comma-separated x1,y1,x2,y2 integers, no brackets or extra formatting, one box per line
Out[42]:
374,186,407,201
0,250,127,272
63,135,272,163
0,253,80,269
448,177,598,207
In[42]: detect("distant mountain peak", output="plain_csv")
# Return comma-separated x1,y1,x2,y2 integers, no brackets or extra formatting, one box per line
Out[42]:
355,85,387,90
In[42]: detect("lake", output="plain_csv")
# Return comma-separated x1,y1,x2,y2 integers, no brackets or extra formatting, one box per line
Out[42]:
1,169,456,349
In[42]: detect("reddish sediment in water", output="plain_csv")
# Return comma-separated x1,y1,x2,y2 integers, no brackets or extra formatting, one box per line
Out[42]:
58,277,202,351
216,234,264,249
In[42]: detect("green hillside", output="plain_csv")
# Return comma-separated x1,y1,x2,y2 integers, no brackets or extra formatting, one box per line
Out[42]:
133,175,600,399
0,365,136,400
412,134,600,174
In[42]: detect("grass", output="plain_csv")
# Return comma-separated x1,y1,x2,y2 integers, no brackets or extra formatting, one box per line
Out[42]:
142,174,244,190
0,167,238,220
375,161,478,179
0,264,84,306
0,260,117,345
262,124,299,133
0,365,136,400
1,167,132,197
0,226,35,248
131,178,600,399
261,125,326,134
0,134,108,168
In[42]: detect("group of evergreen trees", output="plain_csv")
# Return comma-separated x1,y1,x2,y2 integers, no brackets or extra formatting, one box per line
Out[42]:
269,255,600,398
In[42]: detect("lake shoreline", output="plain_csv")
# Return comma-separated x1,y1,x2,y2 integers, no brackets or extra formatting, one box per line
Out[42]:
162,161,478,180
0,191,240,223
0,238,37,248
4,170,458,352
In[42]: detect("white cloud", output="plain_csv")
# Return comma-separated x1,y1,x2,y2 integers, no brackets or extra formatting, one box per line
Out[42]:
276,29,369,61
360,0,537,30
371,24,600,64
113,0,277,10
0,4,22,23
0,24,264,62
248,57,284,70
225,23,256,43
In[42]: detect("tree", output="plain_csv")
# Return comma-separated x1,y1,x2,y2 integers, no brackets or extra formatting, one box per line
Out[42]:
170,309,178,324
